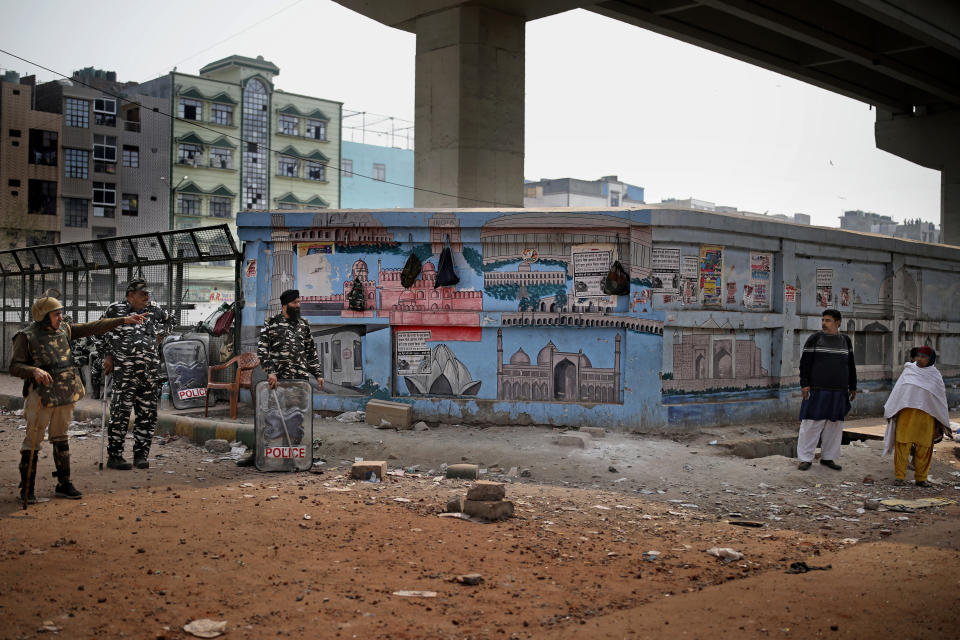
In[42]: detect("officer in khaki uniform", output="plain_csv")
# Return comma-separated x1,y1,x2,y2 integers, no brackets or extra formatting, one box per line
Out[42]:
9,296,145,504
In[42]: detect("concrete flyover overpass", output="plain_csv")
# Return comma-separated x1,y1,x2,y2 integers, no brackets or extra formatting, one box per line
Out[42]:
335,1,960,243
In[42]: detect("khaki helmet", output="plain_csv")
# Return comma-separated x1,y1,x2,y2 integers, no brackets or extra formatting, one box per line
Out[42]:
31,296,64,323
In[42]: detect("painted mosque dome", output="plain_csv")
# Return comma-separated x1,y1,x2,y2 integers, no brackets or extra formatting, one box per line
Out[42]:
537,341,558,365
509,348,531,365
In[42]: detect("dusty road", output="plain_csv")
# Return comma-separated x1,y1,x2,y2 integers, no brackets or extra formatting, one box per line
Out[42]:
1,410,959,639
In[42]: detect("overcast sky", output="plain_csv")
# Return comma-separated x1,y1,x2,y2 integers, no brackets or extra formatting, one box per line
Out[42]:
0,0,941,227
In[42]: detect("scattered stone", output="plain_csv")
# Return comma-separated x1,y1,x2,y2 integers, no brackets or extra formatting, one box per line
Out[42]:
706,547,743,562
463,499,514,521
641,550,660,561
520,469,532,478
378,418,393,429
335,410,364,423
446,463,480,480
350,460,387,481
203,439,231,454
446,496,465,513
183,619,228,638
608,466,618,473
413,421,430,431
365,399,412,430
862,475,876,485
455,573,484,585
556,433,590,448
466,481,506,501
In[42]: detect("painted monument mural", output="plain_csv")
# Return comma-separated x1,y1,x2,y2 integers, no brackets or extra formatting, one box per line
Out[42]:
237,208,960,428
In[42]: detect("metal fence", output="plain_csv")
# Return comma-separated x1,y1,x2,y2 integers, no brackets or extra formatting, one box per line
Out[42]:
0,225,242,371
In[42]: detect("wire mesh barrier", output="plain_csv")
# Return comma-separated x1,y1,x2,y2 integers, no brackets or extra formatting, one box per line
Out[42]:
0,225,242,372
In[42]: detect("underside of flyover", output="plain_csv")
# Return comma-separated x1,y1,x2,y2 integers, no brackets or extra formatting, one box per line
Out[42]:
335,0,960,243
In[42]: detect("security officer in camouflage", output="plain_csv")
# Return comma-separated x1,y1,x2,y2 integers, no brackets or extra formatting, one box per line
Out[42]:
237,290,323,467
9,296,144,503
87,334,105,399
101,279,175,470
257,289,325,389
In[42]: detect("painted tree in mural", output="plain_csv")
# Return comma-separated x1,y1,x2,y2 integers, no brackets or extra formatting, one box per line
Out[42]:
555,290,568,318
517,296,530,324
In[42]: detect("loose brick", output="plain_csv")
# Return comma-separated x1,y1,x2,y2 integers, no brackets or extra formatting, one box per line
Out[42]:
445,464,479,479
464,500,514,521
555,433,590,448
365,399,412,430
445,496,464,513
466,481,506,501
351,460,387,481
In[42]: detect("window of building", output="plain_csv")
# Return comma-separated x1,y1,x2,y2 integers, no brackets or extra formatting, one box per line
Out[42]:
209,147,233,169
210,196,232,218
121,193,138,216
123,106,141,132
278,156,298,177
353,340,362,370
93,134,117,162
277,202,298,210
92,226,115,239
179,98,202,121
373,163,386,181
341,158,353,177
65,98,89,128
93,161,116,175
93,182,116,218
332,339,342,372
175,220,199,230
9,129,21,137
28,180,57,215
211,103,233,126
8,179,20,186
279,114,298,136
64,148,89,179
610,192,620,207
178,143,201,166
306,160,325,181
28,129,58,166
93,98,116,126
121,145,139,168
306,119,326,140
64,198,88,227
177,193,200,216
242,78,268,210
27,231,58,246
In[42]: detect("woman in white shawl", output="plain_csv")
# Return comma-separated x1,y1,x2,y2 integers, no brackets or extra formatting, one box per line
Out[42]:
883,346,951,487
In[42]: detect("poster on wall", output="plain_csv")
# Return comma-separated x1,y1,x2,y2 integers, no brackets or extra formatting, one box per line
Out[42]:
726,282,737,304
244,259,257,278
681,279,698,305
840,287,851,307
785,284,797,302
572,244,614,300
396,330,432,376
699,245,723,307
652,247,681,293
297,242,335,257
681,256,699,279
747,252,772,309
816,268,833,308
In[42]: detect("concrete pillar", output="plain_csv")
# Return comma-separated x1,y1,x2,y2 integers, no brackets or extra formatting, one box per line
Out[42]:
414,6,524,207
875,108,960,246
943,161,960,245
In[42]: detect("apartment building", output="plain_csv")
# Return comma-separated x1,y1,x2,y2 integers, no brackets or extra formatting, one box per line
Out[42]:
0,75,62,249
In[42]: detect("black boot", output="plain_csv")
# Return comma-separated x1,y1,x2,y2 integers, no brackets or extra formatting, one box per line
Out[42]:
52,442,82,499
18,450,38,505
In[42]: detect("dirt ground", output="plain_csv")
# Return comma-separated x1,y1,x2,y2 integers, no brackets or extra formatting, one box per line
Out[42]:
1,409,959,640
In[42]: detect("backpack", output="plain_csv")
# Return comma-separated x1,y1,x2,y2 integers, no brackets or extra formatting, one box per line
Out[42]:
348,276,366,311
434,247,459,288
601,233,630,296
400,252,422,289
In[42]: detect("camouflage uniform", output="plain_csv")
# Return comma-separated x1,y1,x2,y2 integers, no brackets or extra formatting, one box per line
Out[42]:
9,300,125,502
87,334,105,399
101,299,174,463
257,312,323,382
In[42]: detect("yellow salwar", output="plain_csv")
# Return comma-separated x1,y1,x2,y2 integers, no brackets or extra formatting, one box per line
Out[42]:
893,407,935,482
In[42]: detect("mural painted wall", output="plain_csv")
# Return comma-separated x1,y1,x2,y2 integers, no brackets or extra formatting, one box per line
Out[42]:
237,208,960,430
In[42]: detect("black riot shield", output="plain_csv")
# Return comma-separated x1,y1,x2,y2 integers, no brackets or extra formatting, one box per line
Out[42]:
162,339,209,410
255,379,313,472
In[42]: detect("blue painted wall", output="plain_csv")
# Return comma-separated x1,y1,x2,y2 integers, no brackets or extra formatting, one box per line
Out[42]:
237,207,960,430
340,141,414,208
